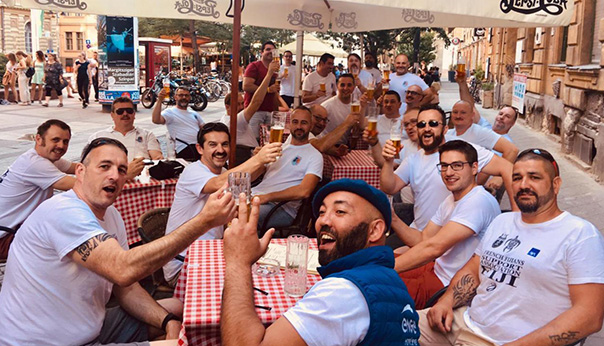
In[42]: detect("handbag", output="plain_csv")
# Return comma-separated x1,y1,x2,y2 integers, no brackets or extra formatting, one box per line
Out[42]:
2,72,10,86
25,67,35,78
149,160,184,180
59,76,69,89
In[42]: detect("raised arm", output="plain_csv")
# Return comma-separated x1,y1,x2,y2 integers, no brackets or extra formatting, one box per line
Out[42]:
493,136,519,163
151,88,167,125
455,71,474,110
311,112,360,153
481,155,518,210
380,140,408,194
243,60,279,122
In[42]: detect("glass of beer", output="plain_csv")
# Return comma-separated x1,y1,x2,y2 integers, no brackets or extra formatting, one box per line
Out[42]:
390,119,403,156
383,69,390,81
382,81,390,96
163,77,170,97
367,115,378,139
350,66,359,81
283,67,289,79
319,83,326,92
366,78,375,99
271,111,286,160
272,50,280,63
457,56,466,74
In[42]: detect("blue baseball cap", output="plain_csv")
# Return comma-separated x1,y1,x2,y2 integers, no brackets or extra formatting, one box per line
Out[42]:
312,179,391,231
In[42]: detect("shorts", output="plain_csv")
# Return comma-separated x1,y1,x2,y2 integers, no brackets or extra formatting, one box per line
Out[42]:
0,233,15,260
83,306,150,346
399,261,445,310
418,307,496,346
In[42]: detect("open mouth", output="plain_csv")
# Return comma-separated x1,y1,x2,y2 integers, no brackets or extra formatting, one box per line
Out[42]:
102,185,117,193
319,232,336,250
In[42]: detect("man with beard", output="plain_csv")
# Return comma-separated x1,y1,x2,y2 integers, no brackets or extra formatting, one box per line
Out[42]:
90,97,163,181
389,54,433,115
364,51,382,83
220,179,420,346
252,107,323,231
420,148,604,346
380,104,516,231
0,119,76,259
392,140,500,309
163,122,281,284
152,87,205,161
0,137,236,345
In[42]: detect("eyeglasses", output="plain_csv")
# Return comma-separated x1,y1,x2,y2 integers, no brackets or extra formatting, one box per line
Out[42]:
313,114,330,123
175,93,190,98
517,148,560,176
284,55,293,58
416,120,442,129
437,161,470,172
115,107,134,115
403,119,418,128
80,137,128,163
406,90,422,97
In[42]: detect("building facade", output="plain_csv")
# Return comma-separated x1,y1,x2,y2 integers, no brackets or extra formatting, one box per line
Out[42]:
57,12,97,72
459,0,604,181
0,3,59,55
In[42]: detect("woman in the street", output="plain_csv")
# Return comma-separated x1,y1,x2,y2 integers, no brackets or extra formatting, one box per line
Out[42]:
42,53,65,107
74,51,90,108
4,53,19,104
31,50,46,104
15,51,32,106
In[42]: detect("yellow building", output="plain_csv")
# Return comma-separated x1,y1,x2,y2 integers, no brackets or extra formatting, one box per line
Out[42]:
0,3,59,55
58,12,97,72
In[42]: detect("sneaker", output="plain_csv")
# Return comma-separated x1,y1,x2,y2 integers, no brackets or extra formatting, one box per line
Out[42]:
42,103,49,107
58,103,63,107
82,103,88,109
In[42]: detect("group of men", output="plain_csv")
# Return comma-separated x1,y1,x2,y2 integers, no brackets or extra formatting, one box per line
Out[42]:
0,40,603,346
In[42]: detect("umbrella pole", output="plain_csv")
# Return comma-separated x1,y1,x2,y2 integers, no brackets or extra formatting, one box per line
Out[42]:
294,31,304,108
229,0,242,168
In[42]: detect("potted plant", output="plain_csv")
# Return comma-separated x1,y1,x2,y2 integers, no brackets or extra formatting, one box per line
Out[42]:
448,64,456,82
481,82,494,108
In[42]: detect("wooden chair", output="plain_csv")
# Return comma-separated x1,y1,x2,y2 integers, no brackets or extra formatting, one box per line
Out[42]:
136,208,183,292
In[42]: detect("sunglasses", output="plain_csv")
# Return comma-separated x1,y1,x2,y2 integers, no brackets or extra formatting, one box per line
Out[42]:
80,137,128,163
115,107,135,115
517,148,560,176
416,120,442,129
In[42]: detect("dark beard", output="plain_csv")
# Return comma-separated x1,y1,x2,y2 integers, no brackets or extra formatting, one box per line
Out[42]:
365,61,374,68
318,222,369,266
419,132,444,152
291,129,309,141
514,188,555,213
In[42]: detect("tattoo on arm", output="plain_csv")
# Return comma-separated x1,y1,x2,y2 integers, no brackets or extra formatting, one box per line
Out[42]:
75,233,114,262
452,274,477,308
548,331,580,345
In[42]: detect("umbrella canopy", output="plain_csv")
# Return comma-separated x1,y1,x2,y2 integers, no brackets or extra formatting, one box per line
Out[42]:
280,34,347,58
13,0,573,30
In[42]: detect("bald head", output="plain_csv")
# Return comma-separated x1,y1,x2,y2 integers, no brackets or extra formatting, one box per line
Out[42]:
405,85,424,108
310,104,329,135
451,100,474,131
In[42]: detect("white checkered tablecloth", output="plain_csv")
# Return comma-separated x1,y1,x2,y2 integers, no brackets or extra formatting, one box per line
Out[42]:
113,178,178,245
175,239,320,346
323,150,380,188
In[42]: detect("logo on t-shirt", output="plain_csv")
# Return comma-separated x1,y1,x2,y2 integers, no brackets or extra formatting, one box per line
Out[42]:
136,136,143,143
292,156,301,166
527,248,541,257
492,233,507,248
502,235,521,253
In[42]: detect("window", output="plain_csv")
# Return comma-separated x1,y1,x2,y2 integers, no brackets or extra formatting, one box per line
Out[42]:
592,0,603,63
76,32,84,51
560,26,569,63
24,22,32,53
66,32,73,50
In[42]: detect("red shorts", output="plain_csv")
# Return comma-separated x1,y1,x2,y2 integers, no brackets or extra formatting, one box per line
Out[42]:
399,261,445,310
0,233,15,260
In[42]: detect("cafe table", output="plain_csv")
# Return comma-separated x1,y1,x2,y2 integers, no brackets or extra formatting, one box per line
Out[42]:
175,239,321,346
323,150,380,189
113,177,178,245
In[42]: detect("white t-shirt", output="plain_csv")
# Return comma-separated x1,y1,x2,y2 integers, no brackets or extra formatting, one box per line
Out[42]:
0,190,128,346
0,148,71,233
302,71,336,106
466,212,604,345
279,64,296,97
163,161,224,281
394,138,494,230
219,111,259,148
319,96,350,138
365,67,382,83
449,124,501,151
357,69,374,89
252,143,323,217
89,126,161,161
283,132,316,147
389,73,429,115
161,107,204,152
283,277,369,346
431,186,500,285
477,117,493,130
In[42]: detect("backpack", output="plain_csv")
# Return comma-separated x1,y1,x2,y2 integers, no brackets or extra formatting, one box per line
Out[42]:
25,67,35,78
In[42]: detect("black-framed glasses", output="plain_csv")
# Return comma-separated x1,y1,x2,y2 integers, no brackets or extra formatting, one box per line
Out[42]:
80,137,128,163
115,107,134,115
437,161,470,172
517,148,560,176
403,119,418,128
313,114,330,123
416,120,442,129
406,90,422,97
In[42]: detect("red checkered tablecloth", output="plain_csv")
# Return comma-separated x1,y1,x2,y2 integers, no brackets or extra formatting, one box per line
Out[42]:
323,150,380,189
113,178,178,245
175,239,320,346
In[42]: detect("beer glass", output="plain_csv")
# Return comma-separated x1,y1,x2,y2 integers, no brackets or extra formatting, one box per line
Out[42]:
350,92,361,114
382,81,390,96
227,172,251,207
383,69,390,81
350,66,359,81
390,118,403,155
272,50,280,63
367,105,378,140
283,67,289,79
271,111,286,160
319,82,326,92
366,78,375,99
284,234,309,297
457,56,466,74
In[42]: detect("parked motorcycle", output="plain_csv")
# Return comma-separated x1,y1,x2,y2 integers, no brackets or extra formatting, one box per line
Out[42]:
141,72,208,111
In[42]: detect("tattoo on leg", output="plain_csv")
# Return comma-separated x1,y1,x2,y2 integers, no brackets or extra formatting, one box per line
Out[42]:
452,274,477,308
76,233,114,262
548,331,580,345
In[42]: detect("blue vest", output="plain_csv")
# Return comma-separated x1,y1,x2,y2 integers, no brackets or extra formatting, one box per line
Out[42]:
317,246,420,346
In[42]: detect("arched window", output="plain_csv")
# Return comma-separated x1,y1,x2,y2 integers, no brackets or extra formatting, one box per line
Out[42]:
25,22,32,53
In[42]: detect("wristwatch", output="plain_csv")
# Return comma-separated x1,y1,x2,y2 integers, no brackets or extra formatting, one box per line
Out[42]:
161,312,181,331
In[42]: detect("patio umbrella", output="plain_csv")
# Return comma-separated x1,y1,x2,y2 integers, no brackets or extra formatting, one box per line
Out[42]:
279,34,347,58
15,0,574,165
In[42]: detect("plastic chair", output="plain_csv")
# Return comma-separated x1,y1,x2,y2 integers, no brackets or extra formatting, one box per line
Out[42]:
136,208,183,292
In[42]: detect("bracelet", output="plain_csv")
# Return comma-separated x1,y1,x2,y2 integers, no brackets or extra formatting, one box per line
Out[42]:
161,312,180,331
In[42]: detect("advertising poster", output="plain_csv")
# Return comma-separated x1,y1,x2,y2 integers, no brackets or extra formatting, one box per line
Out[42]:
512,73,527,111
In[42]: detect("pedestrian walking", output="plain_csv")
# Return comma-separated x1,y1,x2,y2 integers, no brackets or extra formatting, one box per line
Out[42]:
31,50,45,104
42,53,65,107
3,53,19,104
15,51,32,106
74,52,90,108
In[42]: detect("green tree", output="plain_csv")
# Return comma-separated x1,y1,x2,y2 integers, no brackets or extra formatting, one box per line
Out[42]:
398,31,439,65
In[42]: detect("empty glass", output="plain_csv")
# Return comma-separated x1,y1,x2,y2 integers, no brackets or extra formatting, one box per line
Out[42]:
227,172,251,206
284,234,309,297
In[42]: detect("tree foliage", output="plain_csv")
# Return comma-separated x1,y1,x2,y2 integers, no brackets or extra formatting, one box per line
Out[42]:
398,31,438,64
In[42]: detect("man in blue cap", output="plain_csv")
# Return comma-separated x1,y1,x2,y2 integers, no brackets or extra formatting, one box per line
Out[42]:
220,179,420,346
